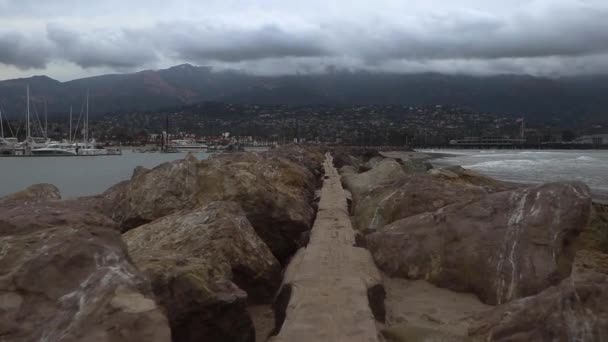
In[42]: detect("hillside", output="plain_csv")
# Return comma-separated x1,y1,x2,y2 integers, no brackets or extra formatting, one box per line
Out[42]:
1,64,608,122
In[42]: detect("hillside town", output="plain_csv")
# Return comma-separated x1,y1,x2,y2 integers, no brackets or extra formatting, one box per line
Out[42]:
4,103,601,147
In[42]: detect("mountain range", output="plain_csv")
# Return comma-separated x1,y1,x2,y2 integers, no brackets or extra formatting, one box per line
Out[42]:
1,64,607,123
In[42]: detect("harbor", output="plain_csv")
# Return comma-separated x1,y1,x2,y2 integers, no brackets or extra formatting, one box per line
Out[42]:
0,87,122,157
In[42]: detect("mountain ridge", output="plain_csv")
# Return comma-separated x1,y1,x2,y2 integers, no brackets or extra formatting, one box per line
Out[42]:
1,65,608,122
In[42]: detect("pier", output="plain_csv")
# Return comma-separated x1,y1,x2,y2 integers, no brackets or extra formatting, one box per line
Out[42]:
271,153,385,342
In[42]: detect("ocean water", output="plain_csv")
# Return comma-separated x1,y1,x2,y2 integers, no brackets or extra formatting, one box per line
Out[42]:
0,151,208,198
424,149,608,200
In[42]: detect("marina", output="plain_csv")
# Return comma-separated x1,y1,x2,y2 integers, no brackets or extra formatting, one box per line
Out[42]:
0,87,122,157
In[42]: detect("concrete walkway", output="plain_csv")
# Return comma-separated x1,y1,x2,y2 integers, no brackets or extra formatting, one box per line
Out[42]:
271,153,384,342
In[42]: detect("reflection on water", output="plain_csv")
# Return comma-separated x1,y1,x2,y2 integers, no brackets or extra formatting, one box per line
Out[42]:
424,149,608,200
0,151,208,198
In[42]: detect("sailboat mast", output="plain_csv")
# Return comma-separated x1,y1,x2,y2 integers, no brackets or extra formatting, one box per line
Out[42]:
69,106,73,142
0,108,4,140
44,98,48,139
26,85,30,139
85,90,89,146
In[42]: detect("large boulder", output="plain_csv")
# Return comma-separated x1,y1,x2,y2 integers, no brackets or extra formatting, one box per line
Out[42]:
119,148,321,263
469,250,608,341
0,225,171,342
0,192,120,237
0,183,61,205
123,202,282,342
352,175,487,232
70,180,131,227
331,147,383,171
368,182,592,305
342,158,406,201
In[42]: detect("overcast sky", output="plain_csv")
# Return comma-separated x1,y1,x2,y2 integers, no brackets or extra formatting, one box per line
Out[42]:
1,0,607,81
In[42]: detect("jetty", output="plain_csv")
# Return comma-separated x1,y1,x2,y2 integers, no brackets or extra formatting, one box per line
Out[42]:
271,152,385,341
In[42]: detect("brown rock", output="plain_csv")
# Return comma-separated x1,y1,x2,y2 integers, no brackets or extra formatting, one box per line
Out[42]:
469,252,608,341
120,148,322,263
368,182,592,305
0,183,61,205
0,226,171,342
0,197,119,237
342,158,407,202
123,201,282,342
352,175,487,232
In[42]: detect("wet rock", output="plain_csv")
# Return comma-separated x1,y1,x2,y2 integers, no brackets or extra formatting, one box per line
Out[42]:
469,251,608,341
123,202,282,342
368,182,592,305
0,183,61,205
0,226,171,342
352,175,487,232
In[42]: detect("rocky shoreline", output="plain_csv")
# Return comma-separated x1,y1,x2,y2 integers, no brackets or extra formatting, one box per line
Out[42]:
0,146,607,341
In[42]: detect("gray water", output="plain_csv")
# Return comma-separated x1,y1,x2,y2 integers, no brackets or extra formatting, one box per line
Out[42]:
0,151,208,198
424,149,608,200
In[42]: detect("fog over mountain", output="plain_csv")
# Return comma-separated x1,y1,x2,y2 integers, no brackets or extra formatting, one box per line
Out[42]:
1,0,608,81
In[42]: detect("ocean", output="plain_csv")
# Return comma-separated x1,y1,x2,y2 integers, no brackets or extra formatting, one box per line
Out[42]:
0,151,209,198
425,149,608,200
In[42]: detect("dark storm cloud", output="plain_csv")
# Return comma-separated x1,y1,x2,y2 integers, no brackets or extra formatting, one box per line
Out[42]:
158,23,328,62
0,32,52,69
1,0,608,78
46,25,158,69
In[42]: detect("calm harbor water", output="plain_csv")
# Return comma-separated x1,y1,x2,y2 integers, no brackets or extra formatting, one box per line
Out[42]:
0,151,208,198
424,149,608,200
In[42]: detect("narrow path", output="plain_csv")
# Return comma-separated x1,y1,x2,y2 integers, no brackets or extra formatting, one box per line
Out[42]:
271,153,384,342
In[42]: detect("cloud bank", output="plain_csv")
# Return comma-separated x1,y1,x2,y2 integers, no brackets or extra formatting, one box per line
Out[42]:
1,0,607,79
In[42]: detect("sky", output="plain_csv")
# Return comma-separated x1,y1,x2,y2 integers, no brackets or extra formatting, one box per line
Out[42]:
1,0,608,81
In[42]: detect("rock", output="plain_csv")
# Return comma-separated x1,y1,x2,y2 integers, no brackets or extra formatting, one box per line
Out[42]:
0,183,61,205
119,148,322,263
397,158,433,174
352,175,487,232
339,165,357,176
70,180,131,228
368,182,592,305
332,147,383,171
0,197,120,237
124,153,201,228
366,156,385,169
0,225,171,342
469,251,608,341
429,166,512,193
382,325,465,342
123,202,282,342
342,158,406,202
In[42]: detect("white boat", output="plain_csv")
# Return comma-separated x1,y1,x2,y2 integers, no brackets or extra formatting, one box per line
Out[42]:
31,143,78,156
169,139,208,152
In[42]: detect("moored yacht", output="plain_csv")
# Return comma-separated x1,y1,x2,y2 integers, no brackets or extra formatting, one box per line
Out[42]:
169,139,208,152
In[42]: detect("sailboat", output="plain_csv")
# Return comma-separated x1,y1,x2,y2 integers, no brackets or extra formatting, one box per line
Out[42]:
0,108,20,155
75,91,121,156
